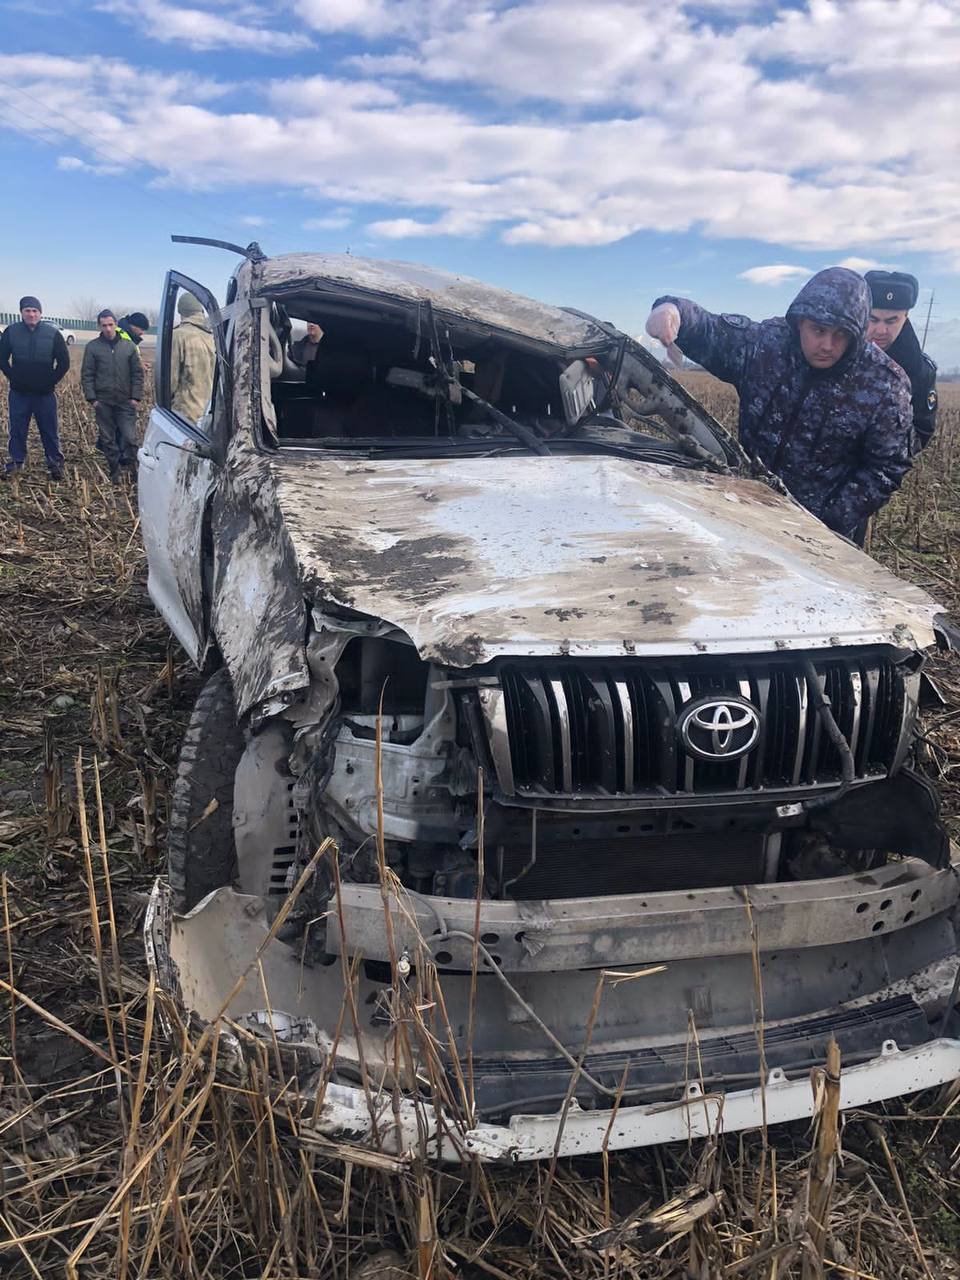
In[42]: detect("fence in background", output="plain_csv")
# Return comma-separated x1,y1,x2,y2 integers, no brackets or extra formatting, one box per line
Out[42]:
0,312,155,333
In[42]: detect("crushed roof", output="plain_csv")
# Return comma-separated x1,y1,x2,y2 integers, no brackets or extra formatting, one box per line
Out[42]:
257,252,611,349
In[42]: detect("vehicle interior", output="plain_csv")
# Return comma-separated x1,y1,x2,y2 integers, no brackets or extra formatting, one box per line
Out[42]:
261,291,719,461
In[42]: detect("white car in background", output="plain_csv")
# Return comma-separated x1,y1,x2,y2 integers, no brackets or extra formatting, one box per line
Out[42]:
0,321,78,344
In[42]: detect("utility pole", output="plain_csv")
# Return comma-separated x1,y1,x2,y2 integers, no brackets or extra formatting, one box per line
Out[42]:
921,288,935,350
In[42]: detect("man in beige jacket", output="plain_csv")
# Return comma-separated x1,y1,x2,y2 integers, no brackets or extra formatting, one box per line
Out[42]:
171,293,216,424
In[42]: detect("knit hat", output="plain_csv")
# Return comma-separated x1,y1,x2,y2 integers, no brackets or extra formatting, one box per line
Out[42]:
98,308,116,322
19,295,41,312
126,312,149,329
177,293,203,318
864,270,919,311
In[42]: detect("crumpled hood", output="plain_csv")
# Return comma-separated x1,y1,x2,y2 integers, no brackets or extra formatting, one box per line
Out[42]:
786,267,870,343
269,454,942,666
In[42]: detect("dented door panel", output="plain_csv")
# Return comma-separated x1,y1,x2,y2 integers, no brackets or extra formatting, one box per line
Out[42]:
138,412,217,665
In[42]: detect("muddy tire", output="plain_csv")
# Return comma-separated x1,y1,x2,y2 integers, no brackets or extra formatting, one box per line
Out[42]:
167,667,244,912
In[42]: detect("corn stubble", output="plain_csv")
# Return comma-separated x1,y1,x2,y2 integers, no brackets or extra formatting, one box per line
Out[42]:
1,372,960,1278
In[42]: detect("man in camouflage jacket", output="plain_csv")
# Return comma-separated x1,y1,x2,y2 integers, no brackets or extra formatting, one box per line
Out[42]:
170,293,216,425
645,267,913,544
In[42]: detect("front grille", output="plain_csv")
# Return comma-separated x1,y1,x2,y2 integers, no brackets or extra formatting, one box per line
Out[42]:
477,650,909,798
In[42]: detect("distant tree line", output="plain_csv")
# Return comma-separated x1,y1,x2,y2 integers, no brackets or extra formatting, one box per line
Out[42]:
71,296,158,326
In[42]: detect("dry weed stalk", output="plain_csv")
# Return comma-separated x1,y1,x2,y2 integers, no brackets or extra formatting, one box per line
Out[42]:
802,1037,841,1278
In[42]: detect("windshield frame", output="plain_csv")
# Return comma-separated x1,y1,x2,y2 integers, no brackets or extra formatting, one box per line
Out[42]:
256,279,741,474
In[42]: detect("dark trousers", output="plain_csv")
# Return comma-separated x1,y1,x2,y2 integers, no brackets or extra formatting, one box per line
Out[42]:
94,402,139,470
7,390,64,469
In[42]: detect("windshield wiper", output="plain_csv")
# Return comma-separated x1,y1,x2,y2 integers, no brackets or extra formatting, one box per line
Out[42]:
550,412,730,473
461,388,550,456
549,437,697,467
278,435,529,458
413,295,549,456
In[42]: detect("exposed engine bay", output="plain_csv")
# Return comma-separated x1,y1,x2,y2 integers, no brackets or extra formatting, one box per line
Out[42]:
234,617,949,948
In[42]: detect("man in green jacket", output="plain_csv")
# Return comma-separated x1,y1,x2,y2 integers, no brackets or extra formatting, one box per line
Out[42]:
81,309,144,481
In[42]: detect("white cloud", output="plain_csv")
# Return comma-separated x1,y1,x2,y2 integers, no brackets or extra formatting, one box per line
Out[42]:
368,208,502,239
6,2,960,267
302,214,352,230
294,0,444,36
739,264,812,286
98,0,313,51
267,74,399,111
837,257,884,272
239,214,267,226
57,154,122,175
294,0,393,34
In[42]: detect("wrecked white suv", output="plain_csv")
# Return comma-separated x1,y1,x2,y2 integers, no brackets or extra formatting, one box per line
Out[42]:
139,240,960,1162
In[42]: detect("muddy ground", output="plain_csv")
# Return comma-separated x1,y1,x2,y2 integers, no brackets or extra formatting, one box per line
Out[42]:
1,370,960,1278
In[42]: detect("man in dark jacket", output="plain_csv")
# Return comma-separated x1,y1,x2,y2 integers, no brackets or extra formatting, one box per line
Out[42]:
645,268,913,544
864,270,938,452
117,312,150,346
81,309,144,481
290,322,324,367
0,295,69,479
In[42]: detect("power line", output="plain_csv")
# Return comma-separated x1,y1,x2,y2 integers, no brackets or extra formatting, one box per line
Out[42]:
0,76,247,242
0,73,155,175
921,288,935,350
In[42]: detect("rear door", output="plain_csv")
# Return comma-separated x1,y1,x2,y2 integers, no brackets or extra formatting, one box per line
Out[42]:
138,271,229,666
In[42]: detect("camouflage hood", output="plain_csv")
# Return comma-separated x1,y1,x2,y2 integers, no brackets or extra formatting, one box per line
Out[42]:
785,268,870,348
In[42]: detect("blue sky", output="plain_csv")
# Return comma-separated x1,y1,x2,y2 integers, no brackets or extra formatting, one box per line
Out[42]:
1,0,958,366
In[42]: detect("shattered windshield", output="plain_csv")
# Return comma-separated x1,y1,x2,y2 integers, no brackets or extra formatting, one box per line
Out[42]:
262,291,738,470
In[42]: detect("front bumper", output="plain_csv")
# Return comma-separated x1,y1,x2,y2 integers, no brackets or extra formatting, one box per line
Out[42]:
144,855,960,1162
308,1039,960,1161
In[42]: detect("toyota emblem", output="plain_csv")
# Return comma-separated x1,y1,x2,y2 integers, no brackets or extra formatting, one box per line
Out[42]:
678,696,760,761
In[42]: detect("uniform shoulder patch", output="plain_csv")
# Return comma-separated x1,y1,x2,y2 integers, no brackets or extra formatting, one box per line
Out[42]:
927,388,938,412
720,313,751,329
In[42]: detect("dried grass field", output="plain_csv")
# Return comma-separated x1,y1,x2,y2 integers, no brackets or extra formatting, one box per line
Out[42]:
1,369,960,1279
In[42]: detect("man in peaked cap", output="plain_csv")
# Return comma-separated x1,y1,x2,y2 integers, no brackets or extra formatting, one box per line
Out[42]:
865,271,938,452
644,267,913,545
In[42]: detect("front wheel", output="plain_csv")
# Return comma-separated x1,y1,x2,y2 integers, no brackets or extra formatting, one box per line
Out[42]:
167,667,245,912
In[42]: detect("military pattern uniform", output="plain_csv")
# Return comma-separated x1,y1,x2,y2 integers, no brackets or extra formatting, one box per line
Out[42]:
171,314,216,424
654,268,913,542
